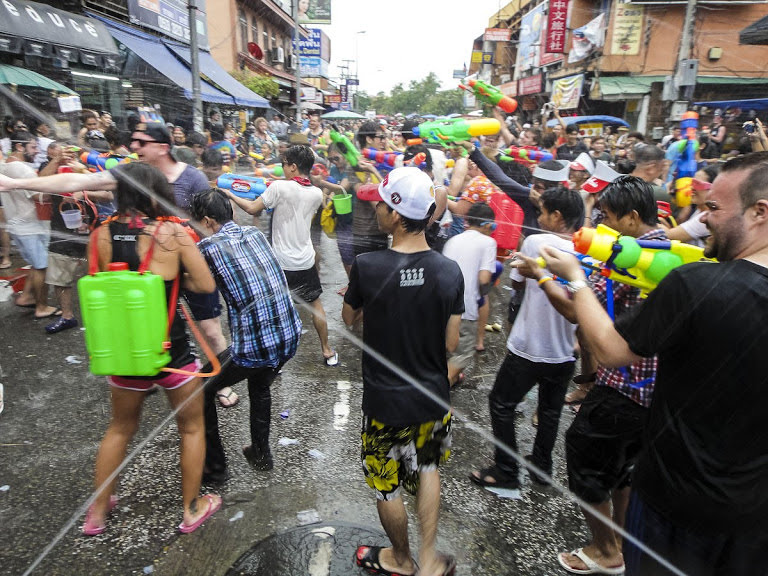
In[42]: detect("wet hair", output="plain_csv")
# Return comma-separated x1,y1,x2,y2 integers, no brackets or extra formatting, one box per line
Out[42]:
201,148,223,169
112,163,175,218
599,175,658,226
699,162,721,183
634,144,664,164
499,159,533,187
357,120,381,148
466,201,496,227
209,125,225,141
540,186,585,231
565,125,580,135
541,132,556,149
627,131,645,142
527,129,542,146
81,110,97,124
103,125,120,146
10,130,34,147
186,131,207,148
384,202,437,234
283,144,314,174
190,188,233,224
616,159,636,174
171,146,197,165
721,151,768,209
403,144,433,172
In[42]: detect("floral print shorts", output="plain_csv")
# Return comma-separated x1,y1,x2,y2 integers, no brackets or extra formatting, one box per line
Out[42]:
360,412,452,501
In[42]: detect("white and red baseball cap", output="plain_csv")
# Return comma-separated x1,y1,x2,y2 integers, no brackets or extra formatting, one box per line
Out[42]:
581,161,622,194
570,152,595,174
357,167,436,219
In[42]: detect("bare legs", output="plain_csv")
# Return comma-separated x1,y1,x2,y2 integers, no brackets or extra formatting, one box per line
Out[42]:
310,298,334,359
90,378,214,528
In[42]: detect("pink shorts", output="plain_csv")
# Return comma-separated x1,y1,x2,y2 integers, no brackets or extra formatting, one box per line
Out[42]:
107,360,201,392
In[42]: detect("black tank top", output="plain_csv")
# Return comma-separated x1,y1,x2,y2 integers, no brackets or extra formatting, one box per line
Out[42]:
109,220,194,373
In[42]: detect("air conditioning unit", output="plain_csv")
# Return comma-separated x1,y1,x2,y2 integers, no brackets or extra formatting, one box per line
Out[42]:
288,53,298,70
271,47,284,64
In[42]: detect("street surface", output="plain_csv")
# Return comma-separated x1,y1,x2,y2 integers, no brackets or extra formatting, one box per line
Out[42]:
0,209,587,575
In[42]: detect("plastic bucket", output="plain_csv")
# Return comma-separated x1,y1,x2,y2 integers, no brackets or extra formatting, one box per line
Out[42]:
332,194,352,215
34,199,52,221
61,209,83,229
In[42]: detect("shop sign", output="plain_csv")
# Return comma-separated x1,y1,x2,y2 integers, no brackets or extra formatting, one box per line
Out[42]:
518,73,542,95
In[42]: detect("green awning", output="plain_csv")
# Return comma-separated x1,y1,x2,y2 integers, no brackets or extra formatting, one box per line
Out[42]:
599,76,665,99
0,64,76,94
697,76,768,85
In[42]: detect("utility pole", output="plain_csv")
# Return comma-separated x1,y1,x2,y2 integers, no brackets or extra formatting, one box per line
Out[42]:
188,0,203,132
292,0,302,124
674,0,698,101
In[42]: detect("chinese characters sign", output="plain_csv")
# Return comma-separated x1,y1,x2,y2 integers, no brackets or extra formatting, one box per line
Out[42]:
546,0,569,53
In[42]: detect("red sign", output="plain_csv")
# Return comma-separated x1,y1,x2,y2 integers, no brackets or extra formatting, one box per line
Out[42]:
324,94,341,104
545,0,569,53
499,81,517,98
518,74,542,96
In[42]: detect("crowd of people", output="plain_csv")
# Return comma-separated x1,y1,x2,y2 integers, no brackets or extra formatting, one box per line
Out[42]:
0,100,765,576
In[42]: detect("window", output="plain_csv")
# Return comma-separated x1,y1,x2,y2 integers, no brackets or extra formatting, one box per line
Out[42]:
263,26,269,52
239,10,248,53
251,20,258,44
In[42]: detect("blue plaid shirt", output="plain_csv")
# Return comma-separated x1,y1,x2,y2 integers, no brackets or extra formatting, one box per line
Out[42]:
198,221,301,368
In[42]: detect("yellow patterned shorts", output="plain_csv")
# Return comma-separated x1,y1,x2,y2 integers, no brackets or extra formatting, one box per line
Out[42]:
360,412,452,501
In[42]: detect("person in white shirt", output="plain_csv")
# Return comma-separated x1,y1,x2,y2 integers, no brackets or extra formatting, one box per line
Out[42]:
227,144,338,366
443,202,498,385
470,185,584,490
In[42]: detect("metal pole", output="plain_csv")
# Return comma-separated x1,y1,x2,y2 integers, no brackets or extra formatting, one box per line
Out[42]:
674,0,697,100
188,0,203,132
293,0,302,124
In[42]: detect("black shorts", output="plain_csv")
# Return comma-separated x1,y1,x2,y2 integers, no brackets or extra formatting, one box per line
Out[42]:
183,288,222,321
565,385,647,504
353,234,388,258
284,266,322,303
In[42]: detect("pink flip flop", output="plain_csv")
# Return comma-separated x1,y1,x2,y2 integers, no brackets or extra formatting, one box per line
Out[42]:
82,495,119,536
178,494,222,534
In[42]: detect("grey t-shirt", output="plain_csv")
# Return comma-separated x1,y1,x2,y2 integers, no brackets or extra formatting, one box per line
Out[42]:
171,164,210,212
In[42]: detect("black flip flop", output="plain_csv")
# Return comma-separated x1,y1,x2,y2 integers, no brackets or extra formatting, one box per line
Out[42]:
355,545,416,576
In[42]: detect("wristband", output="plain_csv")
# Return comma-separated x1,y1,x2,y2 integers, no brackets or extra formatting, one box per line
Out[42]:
538,276,554,286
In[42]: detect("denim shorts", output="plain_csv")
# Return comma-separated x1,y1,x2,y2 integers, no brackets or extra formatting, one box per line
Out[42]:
12,233,49,269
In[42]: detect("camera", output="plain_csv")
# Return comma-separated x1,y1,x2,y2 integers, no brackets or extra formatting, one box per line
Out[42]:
743,121,756,134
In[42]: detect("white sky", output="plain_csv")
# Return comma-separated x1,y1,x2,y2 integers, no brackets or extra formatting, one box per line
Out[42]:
312,0,508,95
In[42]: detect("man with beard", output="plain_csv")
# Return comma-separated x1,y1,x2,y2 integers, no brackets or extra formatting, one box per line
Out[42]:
540,152,768,576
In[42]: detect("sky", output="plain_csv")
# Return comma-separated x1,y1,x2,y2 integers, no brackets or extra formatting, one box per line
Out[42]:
310,0,509,95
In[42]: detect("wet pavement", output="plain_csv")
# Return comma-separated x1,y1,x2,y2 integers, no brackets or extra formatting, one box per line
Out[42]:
0,209,588,575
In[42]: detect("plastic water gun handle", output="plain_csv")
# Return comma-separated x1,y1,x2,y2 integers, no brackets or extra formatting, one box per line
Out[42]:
329,130,361,168
459,79,518,113
362,148,401,167
412,118,500,147
216,174,268,200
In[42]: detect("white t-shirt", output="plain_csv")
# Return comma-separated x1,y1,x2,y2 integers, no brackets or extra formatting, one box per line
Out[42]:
506,233,577,363
679,209,708,247
442,229,497,321
0,162,47,236
260,179,323,271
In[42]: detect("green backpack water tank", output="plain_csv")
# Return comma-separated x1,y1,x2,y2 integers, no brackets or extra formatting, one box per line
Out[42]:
78,262,171,376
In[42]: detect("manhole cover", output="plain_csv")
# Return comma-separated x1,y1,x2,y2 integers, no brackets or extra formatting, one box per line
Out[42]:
226,521,389,575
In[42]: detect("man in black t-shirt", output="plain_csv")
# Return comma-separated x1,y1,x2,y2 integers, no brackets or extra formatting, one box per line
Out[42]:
556,125,589,161
540,152,768,576
343,167,464,576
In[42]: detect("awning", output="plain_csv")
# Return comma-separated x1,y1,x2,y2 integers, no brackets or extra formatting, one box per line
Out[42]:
0,64,77,94
741,14,768,45
164,43,269,108
106,25,235,106
599,76,665,100
546,115,629,128
694,97,768,112
697,76,768,85
0,0,118,65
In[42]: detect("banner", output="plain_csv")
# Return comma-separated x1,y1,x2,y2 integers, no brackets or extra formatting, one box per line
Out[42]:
484,28,512,42
518,74,542,96
551,74,584,110
297,28,330,61
610,3,644,56
297,0,331,25
514,2,546,80
126,0,208,48
568,13,605,63
299,56,329,78
545,0,569,53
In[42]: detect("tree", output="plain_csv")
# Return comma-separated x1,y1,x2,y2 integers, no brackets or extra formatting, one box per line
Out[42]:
229,70,280,99
360,72,465,117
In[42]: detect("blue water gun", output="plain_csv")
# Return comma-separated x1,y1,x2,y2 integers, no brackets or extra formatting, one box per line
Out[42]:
216,174,268,200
